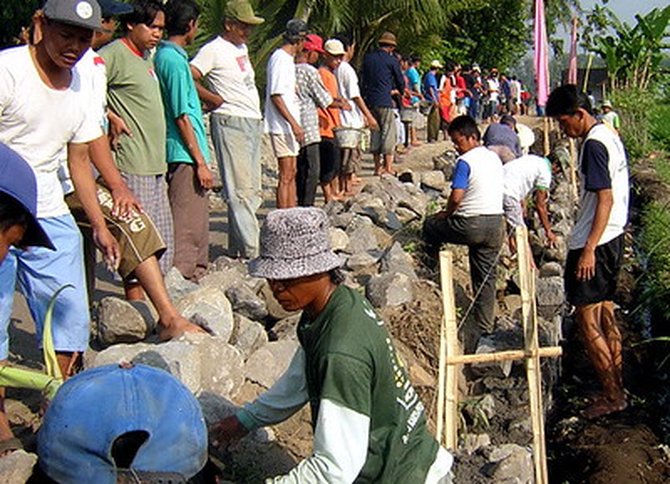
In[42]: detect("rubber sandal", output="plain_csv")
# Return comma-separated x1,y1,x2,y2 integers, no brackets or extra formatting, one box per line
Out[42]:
0,437,23,455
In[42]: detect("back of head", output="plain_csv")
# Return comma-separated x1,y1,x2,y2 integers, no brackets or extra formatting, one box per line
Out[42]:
487,145,517,163
38,364,207,483
164,0,200,36
284,18,308,44
448,115,481,141
120,0,164,31
546,84,593,116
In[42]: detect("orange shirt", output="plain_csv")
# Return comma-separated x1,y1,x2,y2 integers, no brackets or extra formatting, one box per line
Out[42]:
318,66,340,139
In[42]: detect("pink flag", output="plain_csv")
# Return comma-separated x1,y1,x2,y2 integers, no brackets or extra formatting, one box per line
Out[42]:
534,0,550,107
567,16,578,84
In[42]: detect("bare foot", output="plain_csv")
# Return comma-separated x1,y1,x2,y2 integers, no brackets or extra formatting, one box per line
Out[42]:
582,394,628,419
158,316,207,341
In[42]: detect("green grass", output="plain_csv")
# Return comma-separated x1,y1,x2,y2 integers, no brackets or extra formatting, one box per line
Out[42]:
650,104,670,151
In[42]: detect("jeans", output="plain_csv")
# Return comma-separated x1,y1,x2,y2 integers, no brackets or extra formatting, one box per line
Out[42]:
211,114,263,258
423,213,504,351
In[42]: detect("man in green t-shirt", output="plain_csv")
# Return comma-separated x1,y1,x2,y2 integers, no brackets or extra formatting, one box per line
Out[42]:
154,0,213,282
100,0,174,276
211,207,453,483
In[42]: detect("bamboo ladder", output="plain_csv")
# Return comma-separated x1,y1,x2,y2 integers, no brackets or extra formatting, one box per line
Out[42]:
436,226,562,484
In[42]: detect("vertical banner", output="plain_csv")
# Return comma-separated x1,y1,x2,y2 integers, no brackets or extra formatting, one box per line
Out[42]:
534,0,550,109
567,16,578,84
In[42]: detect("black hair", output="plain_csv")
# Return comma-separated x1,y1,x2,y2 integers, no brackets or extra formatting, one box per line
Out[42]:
546,84,593,116
410,55,421,64
164,0,200,36
447,115,481,140
333,32,353,50
329,268,346,285
0,192,30,234
120,0,165,31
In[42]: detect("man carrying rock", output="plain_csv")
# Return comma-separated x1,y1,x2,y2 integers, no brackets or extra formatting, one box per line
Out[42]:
190,0,264,258
546,84,629,419
423,115,504,353
212,207,453,483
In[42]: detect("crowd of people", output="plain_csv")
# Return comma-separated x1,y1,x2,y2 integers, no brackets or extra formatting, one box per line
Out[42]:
0,0,630,480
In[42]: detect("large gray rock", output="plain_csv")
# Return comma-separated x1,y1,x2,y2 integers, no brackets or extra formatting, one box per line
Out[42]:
92,341,202,394
199,268,245,293
346,251,381,271
225,285,268,321
198,392,238,426
395,206,420,224
462,433,491,455
175,286,235,341
329,228,349,252
231,314,269,360
0,450,37,483
485,444,533,483
420,170,447,191
269,314,300,341
345,225,379,255
245,340,300,388
380,242,417,280
184,334,245,398
536,276,565,307
365,273,414,308
164,267,199,301
539,261,563,278
471,335,513,378
95,297,154,346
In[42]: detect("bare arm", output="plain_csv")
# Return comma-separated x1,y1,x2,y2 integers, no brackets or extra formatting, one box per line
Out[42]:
190,65,223,112
68,142,120,269
352,96,379,131
88,135,142,218
576,189,613,281
444,188,465,217
534,189,556,246
174,114,214,190
271,94,304,144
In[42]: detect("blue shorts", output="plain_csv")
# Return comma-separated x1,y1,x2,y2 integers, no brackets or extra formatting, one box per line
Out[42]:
0,214,90,360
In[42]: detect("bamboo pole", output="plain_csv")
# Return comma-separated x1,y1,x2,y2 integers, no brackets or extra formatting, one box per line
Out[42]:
446,347,561,365
516,226,549,484
438,251,459,451
543,117,550,156
569,138,578,198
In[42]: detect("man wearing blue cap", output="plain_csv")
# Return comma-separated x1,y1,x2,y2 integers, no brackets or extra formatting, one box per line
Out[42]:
0,0,121,451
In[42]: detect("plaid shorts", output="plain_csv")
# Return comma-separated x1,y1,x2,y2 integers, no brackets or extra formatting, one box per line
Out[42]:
121,173,174,274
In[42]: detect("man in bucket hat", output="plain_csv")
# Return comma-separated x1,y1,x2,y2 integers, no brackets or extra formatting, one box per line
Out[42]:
212,207,453,482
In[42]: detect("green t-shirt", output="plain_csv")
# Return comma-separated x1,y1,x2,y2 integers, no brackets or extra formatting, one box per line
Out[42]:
297,285,439,483
100,39,166,175
154,41,210,165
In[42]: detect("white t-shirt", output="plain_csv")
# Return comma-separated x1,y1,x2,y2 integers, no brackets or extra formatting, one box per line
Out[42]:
190,36,261,119
487,78,500,101
503,155,552,201
0,46,102,218
264,48,300,134
59,47,109,195
453,146,504,217
570,124,629,250
336,61,364,129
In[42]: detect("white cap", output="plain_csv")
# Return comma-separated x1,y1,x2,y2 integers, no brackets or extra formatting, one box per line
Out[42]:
324,39,345,56
430,59,443,69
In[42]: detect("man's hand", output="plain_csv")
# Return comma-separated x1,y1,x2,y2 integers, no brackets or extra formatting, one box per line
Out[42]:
196,163,214,190
108,111,131,150
576,248,596,281
92,225,120,272
110,183,143,220
210,415,249,450
545,229,557,248
366,115,380,131
292,123,305,145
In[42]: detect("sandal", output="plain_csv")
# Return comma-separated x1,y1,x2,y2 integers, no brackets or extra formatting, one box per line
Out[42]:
582,395,628,420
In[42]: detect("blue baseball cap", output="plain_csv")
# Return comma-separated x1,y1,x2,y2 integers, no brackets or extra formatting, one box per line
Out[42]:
38,364,208,483
97,0,133,17
0,143,55,250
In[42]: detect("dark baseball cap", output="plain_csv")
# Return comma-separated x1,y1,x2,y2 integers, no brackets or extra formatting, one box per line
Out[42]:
0,143,54,250
97,0,133,18
42,0,102,31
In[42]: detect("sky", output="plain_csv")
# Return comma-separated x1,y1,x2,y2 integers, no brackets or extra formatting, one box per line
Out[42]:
579,0,668,24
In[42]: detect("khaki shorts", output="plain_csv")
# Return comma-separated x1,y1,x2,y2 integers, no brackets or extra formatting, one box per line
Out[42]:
65,183,166,279
270,132,300,158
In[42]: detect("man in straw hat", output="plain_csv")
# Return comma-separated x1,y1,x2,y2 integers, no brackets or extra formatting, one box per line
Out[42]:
361,31,405,175
212,206,453,482
191,0,265,258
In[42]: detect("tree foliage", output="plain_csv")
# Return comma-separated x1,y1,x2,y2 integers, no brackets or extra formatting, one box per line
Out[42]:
0,1,41,48
582,4,670,90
